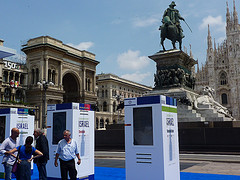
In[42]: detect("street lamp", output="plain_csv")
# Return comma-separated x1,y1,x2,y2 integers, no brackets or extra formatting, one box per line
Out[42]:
37,80,54,128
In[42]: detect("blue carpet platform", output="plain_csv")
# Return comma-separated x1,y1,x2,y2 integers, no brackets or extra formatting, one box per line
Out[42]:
9,165,240,180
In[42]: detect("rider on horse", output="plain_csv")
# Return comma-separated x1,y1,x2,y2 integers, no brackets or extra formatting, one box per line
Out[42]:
162,1,185,39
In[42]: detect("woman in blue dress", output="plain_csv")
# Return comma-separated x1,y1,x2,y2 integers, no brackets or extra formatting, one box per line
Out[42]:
6,136,43,180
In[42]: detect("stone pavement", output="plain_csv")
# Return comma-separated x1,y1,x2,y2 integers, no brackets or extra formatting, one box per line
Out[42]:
181,160,240,176
95,151,240,176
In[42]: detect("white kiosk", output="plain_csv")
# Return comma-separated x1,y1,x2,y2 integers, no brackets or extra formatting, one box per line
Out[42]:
124,95,180,180
0,108,35,179
46,103,94,180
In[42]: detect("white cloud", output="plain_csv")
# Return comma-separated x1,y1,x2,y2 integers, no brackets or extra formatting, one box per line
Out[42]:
199,15,225,32
121,72,151,83
132,16,160,27
117,50,149,70
67,42,94,51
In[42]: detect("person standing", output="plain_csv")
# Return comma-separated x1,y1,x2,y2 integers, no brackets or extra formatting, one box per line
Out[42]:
0,128,20,180
33,129,49,180
6,136,43,180
54,130,81,180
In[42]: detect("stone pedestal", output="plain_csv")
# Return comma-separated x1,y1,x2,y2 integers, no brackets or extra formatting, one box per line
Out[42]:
149,49,197,90
147,50,232,123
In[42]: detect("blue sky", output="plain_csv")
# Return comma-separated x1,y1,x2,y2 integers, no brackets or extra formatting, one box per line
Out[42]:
0,0,232,87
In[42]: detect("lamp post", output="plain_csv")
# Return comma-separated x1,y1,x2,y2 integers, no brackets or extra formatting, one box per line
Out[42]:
37,80,54,129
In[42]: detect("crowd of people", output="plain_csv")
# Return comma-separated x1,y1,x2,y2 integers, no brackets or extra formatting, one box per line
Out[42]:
0,128,81,180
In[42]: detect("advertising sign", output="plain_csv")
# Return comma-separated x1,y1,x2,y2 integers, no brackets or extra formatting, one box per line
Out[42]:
46,103,94,180
125,95,180,180
0,108,35,179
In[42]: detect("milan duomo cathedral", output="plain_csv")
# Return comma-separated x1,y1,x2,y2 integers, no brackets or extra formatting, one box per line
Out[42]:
195,1,240,120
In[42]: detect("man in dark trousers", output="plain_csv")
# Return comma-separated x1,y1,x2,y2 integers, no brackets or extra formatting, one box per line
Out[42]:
33,128,49,180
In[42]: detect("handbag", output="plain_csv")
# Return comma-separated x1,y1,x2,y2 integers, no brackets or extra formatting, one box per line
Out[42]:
11,146,21,174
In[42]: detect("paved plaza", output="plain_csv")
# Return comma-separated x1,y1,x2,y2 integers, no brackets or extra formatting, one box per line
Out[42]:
94,151,240,179
8,151,240,179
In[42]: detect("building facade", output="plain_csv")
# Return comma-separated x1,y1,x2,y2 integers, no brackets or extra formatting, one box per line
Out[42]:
0,40,31,109
20,36,99,127
195,1,240,120
96,73,152,130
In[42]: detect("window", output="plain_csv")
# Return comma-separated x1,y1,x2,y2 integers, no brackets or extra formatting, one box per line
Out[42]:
4,88,11,101
52,70,56,84
222,93,228,104
31,69,35,84
3,71,8,82
100,118,104,128
15,90,23,103
48,69,52,82
15,73,19,82
96,118,99,129
102,90,104,98
9,72,13,81
105,90,108,98
20,74,24,85
87,79,91,91
113,101,116,112
36,69,39,83
220,72,227,85
106,119,109,126
103,101,107,112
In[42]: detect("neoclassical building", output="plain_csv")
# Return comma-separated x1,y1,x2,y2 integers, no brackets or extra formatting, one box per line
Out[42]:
19,36,99,127
195,1,240,120
96,73,152,129
0,40,29,108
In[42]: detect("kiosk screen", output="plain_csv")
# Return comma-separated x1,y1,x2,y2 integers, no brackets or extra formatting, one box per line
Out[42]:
133,107,153,146
53,112,66,144
0,116,5,143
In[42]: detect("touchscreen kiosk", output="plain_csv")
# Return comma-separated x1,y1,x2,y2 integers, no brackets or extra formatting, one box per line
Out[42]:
46,103,94,180
124,95,180,180
0,108,35,179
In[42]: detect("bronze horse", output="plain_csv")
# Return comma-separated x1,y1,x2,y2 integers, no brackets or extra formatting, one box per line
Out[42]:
159,17,183,51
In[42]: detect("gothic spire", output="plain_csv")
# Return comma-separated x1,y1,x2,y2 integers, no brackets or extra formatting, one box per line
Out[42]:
214,38,217,52
207,24,212,49
226,1,230,19
226,1,231,29
189,44,193,58
197,59,199,72
233,0,238,26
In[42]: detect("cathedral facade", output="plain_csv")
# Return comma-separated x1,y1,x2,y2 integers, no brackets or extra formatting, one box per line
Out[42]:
195,1,240,120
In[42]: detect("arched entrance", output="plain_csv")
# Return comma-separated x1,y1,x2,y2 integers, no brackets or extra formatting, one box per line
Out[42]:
62,73,80,103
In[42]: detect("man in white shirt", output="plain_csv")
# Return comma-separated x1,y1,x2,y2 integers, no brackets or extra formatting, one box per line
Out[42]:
54,130,81,180
0,128,19,180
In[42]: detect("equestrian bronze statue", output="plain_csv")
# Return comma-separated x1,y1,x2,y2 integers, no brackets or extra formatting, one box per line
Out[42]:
159,1,187,51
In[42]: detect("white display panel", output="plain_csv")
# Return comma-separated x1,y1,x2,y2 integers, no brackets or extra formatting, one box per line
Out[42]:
46,103,94,180
125,95,180,180
0,108,35,179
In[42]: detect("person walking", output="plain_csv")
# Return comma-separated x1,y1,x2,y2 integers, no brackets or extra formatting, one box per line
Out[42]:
54,130,81,180
6,136,43,180
0,128,20,180
33,129,49,180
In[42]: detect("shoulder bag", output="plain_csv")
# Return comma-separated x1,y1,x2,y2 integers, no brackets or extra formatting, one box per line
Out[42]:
11,145,21,174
